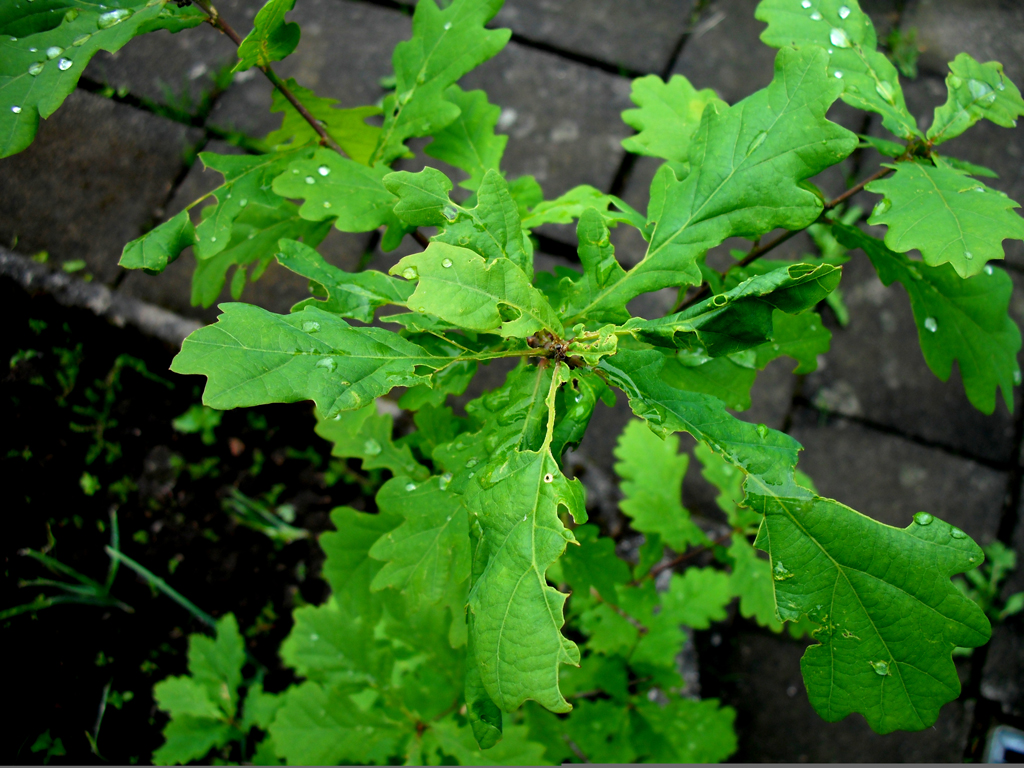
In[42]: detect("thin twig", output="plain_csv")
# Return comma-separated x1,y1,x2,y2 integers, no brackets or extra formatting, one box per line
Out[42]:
646,529,737,580
190,0,346,157
673,165,895,312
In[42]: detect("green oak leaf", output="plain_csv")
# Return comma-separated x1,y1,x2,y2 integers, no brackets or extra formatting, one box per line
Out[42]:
554,208,629,325
928,53,1024,145
424,85,507,191
633,695,738,763
560,524,631,601
0,0,204,158
465,633,504,750
613,419,707,552
668,356,758,411
563,698,637,763
932,153,999,179
241,682,283,732
520,185,640,234
755,0,921,139
747,477,991,733
264,79,382,166
568,47,856,322
422,720,548,766
314,404,429,480
372,0,511,165
369,475,470,604
272,148,411,250
193,149,308,261
233,0,299,73
391,242,563,338
268,681,407,766
834,222,1022,413
170,304,443,416
384,167,531,273
624,263,840,356
752,310,831,374
600,348,801,486
276,238,410,322
191,202,331,308
621,74,727,165
187,614,245,716
152,716,236,766
153,677,224,721
865,160,1024,278
119,210,197,275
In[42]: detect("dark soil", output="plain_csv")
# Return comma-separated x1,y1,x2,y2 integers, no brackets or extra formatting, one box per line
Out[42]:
1,277,362,765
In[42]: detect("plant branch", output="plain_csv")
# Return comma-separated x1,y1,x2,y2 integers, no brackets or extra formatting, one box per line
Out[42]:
190,0,346,157
673,165,895,312
645,529,738,580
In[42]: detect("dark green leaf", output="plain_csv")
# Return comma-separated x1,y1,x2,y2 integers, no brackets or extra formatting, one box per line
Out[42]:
119,210,196,275
233,0,300,72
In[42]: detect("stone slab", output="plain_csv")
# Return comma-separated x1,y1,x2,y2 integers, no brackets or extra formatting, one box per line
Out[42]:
492,0,695,75
710,629,973,761
0,90,200,284
803,247,1021,465
84,0,265,111
120,140,373,323
208,0,411,139
789,408,1006,539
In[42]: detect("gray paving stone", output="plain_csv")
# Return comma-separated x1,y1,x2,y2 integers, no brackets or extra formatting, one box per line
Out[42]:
902,0,1024,84
0,90,200,284
803,248,1021,465
789,408,1006,539
120,140,373,322
492,0,695,75
209,0,411,138
84,0,265,110
719,630,973,761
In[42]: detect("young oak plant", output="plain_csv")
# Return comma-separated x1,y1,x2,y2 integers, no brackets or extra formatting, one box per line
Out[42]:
4,0,1024,760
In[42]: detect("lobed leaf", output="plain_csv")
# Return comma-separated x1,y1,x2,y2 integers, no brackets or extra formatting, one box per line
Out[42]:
568,47,856,321
187,614,245,717
424,85,508,191
834,222,1021,413
119,210,197,275
553,208,629,325
372,0,511,165
613,419,707,552
170,304,443,416
423,720,548,766
264,79,382,165
928,53,1024,145
152,716,236,766
633,696,738,763
233,0,300,73
865,160,1024,278
621,74,727,165
391,242,563,338
0,0,204,158
755,0,921,139
314,404,428,480
276,238,410,322
747,477,991,733
520,185,640,234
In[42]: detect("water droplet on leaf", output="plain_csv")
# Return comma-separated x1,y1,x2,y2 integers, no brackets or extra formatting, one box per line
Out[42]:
800,0,811,7
746,130,768,155
772,561,795,581
875,81,896,104
316,357,337,372
405,482,417,492
1014,369,1022,385
442,205,458,222
838,5,851,18
11,105,22,114
466,457,479,469
810,10,822,20
914,511,934,525
28,62,44,76
305,176,315,184
834,70,844,79
45,46,63,59
964,251,973,260
869,660,891,676
441,258,453,268
756,423,769,439
97,8,132,27
439,472,453,491
317,165,330,176
443,20,452,29
301,321,320,333
985,265,994,275
323,201,331,208
950,527,967,539
873,198,892,216
923,317,938,333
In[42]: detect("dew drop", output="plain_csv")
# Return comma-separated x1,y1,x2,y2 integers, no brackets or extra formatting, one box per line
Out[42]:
301,321,320,333
997,81,1006,91
950,527,967,539
1015,369,1022,385
543,472,554,484
838,5,851,18
466,457,479,469
746,130,768,156
402,266,418,280
800,0,811,7
834,70,844,79
317,165,330,176
810,10,822,20
968,79,996,106
11,105,22,114
361,438,382,456
913,511,934,526
45,46,63,60
441,258,453,268
57,57,72,71
439,472,453,491
305,176,316,184
964,251,973,260
923,316,938,333
210,236,217,242
869,660,891,676
772,561,795,581
397,89,413,106
239,198,248,207
97,8,132,28
30,48,38,53
985,265,994,275
316,357,337,372
443,20,453,29
873,198,892,216
405,482,417,492
72,34,91,47
756,423,769,439
323,201,332,208
442,205,458,222
28,62,44,76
